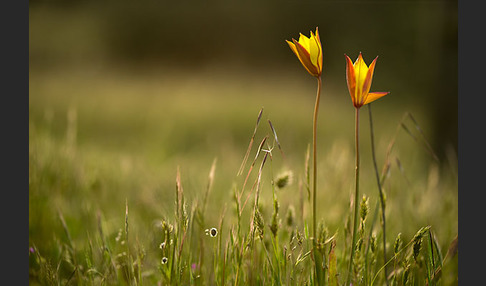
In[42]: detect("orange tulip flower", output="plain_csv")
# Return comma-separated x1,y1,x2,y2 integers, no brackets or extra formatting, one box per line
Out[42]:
345,52,389,108
286,27,323,77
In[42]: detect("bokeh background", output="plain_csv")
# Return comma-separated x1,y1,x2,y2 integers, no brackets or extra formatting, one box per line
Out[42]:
29,1,458,282
30,0,457,158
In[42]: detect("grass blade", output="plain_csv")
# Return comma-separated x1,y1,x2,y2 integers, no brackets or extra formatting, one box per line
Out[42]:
238,107,264,176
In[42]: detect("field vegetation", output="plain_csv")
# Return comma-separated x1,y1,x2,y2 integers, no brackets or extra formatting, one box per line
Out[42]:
29,2,457,285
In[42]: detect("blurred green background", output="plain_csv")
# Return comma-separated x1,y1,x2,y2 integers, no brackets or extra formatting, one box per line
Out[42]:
30,0,457,158
29,1,458,281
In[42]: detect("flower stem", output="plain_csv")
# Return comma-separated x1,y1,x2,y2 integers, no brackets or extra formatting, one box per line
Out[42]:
312,76,322,285
367,104,388,285
346,107,360,286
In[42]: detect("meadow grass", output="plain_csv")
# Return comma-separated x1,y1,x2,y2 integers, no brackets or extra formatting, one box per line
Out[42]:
29,64,457,285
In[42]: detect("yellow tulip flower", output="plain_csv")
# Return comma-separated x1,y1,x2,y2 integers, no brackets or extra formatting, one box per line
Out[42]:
286,27,323,77
286,27,324,283
345,52,389,108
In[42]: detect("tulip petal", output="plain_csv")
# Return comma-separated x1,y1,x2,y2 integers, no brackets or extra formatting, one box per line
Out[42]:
287,39,313,75
354,53,370,105
345,54,357,106
286,40,299,58
363,92,389,105
354,53,370,85
293,39,319,76
298,33,310,51
315,28,323,72
309,31,321,70
362,56,378,98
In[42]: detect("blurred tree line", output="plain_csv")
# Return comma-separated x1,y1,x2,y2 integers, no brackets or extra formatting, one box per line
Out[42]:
30,0,457,161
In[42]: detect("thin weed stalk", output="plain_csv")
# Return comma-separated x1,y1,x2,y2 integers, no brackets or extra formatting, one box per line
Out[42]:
367,103,388,285
240,136,268,216
202,158,217,220
238,108,264,176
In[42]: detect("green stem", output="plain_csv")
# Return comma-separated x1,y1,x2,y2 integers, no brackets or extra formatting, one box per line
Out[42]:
312,76,322,285
367,104,388,285
346,107,360,286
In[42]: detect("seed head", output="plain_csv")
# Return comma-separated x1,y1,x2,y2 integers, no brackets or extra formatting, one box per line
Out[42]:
394,233,402,255
270,200,280,237
403,263,411,284
181,203,188,230
370,234,377,253
276,171,293,189
412,226,430,261
356,237,363,252
254,209,265,240
412,226,431,242
316,222,328,253
161,257,168,265
360,195,369,222
413,238,422,262
286,205,295,227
